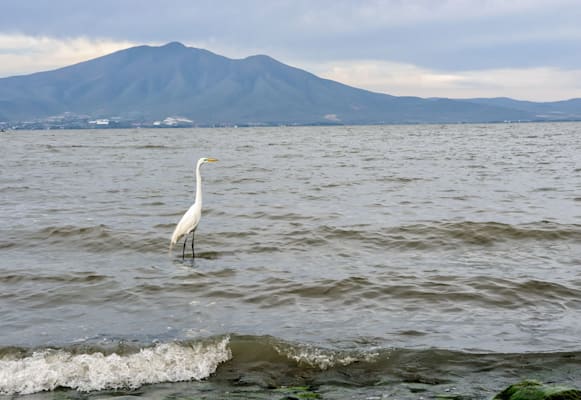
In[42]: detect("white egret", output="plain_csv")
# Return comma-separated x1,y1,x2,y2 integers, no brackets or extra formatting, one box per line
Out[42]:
170,157,218,259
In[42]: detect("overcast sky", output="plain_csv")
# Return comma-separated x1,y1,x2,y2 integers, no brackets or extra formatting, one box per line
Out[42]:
1,0,581,101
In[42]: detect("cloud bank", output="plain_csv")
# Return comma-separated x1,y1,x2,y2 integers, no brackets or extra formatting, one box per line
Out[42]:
0,35,136,77
0,1,580,100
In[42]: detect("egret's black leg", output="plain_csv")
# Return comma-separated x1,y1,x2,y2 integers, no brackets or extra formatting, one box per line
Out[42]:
191,231,195,260
182,236,187,260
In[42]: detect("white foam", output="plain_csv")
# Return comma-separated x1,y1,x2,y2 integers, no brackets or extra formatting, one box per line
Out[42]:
0,337,231,395
274,343,379,370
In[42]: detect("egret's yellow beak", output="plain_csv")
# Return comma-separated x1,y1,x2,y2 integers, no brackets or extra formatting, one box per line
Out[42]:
207,158,218,162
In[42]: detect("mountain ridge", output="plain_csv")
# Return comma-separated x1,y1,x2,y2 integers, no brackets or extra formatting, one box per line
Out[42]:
0,42,579,126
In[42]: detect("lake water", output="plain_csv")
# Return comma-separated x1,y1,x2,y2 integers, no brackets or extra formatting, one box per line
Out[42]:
1,123,580,399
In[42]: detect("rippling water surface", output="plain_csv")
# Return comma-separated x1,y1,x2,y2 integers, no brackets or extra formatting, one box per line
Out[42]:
1,123,580,398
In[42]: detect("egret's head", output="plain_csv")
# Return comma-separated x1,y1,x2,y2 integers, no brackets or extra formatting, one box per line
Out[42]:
200,157,219,164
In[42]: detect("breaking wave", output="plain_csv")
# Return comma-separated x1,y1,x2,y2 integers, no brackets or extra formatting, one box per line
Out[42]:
0,337,231,395
3,335,581,395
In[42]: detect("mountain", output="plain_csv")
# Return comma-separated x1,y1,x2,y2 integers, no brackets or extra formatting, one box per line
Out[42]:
0,42,579,125
462,97,581,120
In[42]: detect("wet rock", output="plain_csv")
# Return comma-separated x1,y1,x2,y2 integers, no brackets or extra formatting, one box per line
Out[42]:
274,386,321,399
494,380,581,400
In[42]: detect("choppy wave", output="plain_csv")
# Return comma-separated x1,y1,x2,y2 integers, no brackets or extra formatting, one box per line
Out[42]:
177,274,581,311
0,337,231,395
41,144,173,150
2,220,579,254
0,224,168,253
316,221,581,250
2,335,580,395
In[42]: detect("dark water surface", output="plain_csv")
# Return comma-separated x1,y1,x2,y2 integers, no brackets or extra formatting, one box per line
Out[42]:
1,123,580,398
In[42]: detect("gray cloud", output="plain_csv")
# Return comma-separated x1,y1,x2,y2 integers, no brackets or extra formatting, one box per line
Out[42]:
1,0,580,69
1,0,580,100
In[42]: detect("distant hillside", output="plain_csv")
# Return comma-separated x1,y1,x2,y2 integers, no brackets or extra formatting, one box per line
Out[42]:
463,97,581,120
0,42,579,125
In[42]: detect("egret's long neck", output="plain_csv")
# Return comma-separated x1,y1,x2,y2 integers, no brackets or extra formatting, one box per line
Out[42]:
195,162,203,207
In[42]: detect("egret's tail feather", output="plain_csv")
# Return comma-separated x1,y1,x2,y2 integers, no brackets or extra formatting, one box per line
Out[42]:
170,233,178,248
169,229,181,253
168,238,179,257
169,236,177,251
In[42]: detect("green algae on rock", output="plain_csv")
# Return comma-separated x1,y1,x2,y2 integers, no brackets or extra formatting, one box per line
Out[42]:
494,380,581,400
